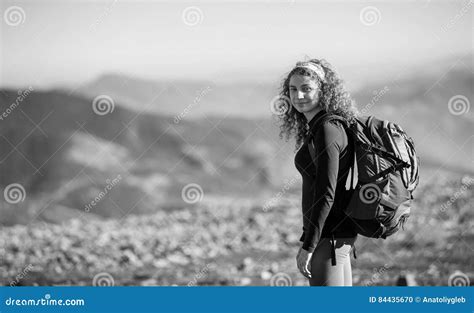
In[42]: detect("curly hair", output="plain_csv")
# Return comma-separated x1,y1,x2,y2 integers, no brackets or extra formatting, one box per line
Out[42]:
277,58,358,151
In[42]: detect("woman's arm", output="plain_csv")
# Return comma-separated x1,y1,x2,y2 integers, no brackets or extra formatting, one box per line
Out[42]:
301,121,344,252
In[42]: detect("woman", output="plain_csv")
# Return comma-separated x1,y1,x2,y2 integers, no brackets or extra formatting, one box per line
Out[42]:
278,58,359,286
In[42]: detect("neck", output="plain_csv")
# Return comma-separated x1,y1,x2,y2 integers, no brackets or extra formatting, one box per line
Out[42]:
304,108,323,123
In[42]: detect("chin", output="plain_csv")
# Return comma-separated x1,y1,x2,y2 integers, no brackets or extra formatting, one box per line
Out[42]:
300,107,313,114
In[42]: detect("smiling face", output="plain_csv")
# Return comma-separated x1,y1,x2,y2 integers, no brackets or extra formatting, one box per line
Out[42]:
289,74,322,120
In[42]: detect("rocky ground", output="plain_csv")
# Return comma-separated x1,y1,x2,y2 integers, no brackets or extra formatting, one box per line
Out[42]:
1,170,472,286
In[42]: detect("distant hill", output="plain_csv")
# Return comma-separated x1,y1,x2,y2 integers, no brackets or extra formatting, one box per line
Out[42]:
70,54,473,174
0,90,276,226
71,73,277,118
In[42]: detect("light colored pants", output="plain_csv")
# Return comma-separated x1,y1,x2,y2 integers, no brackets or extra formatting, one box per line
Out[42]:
309,236,357,286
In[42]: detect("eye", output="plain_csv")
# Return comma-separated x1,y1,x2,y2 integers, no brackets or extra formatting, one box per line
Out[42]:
302,87,312,92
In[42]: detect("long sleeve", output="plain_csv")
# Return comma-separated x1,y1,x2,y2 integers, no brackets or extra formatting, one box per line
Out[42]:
302,121,344,252
299,176,315,243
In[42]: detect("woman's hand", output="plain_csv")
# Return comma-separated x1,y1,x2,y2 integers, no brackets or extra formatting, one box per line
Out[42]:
296,246,313,278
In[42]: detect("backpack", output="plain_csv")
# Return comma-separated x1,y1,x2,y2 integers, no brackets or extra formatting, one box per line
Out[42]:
307,113,420,239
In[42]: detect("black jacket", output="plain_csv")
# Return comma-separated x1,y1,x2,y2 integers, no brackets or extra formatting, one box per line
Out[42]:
294,110,357,252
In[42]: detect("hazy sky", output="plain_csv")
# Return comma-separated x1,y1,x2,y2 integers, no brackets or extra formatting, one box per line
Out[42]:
1,0,472,89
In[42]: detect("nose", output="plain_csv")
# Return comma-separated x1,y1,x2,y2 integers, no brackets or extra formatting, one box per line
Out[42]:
297,91,305,99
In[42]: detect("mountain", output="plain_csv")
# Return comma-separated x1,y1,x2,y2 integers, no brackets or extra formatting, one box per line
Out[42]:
70,54,473,174
0,90,278,226
70,73,277,118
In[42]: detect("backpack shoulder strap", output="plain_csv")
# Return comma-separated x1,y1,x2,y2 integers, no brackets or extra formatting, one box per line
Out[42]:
305,113,347,144
310,114,347,135
306,114,358,190
305,113,348,163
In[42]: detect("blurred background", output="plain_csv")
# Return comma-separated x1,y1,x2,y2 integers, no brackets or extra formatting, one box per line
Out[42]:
0,0,472,286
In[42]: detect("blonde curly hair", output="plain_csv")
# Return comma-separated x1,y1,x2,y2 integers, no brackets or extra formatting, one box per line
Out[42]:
277,58,359,151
